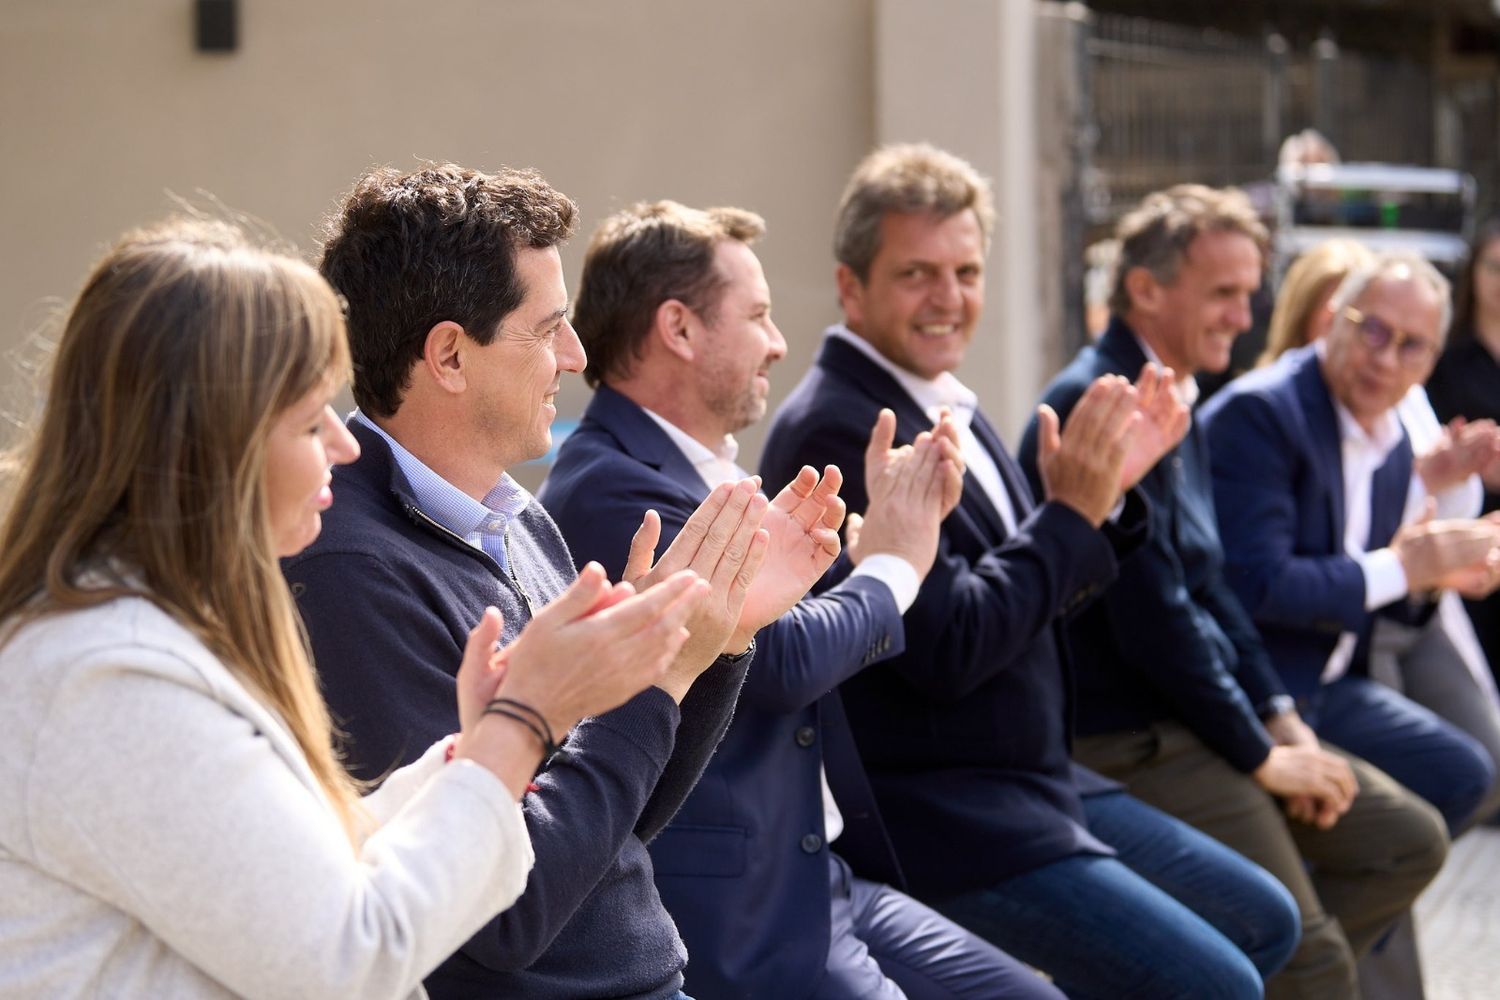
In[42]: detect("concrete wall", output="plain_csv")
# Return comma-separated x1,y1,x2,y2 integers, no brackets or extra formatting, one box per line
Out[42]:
0,0,1047,483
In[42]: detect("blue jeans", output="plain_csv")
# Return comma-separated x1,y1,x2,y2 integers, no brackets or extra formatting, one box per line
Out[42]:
934,791,1299,1000
1310,673,1495,835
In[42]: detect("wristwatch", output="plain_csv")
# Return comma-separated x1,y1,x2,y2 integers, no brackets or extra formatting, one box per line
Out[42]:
718,638,756,664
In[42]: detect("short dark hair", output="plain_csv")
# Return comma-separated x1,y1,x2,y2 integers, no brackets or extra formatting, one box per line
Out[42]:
318,163,578,417
573,200,765,388
834,143,994,282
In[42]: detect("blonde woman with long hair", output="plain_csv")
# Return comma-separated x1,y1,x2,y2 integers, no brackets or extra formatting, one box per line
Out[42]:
0,219,705,998
1259,239,1375,368
1262,238,1500,827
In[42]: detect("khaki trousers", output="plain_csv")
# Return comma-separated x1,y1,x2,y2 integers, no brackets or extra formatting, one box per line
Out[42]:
1076,722,1449,1000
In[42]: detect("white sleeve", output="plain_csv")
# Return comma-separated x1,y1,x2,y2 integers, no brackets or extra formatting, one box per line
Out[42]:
25,654,533,1000
849,554,921,613
361,734,457,826
1432,475,1486,521
1358,547,1411,610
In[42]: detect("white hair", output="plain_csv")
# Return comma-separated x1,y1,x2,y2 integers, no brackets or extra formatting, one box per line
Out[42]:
1328,251,1453,340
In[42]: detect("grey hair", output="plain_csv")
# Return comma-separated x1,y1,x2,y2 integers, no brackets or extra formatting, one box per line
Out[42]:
1109,184,1267,316
1328,251,1453,341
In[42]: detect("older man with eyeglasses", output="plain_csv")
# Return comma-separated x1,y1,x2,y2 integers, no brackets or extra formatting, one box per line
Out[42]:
1201,251,1500,840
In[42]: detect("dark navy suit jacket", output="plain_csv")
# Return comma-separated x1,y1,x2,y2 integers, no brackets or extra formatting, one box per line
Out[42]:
1198,344,1415,700
1017,319,1284,773
761,334,1143,900
538,384,907,999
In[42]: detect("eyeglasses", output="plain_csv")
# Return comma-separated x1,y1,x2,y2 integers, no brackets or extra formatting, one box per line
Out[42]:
1340,306,1439,369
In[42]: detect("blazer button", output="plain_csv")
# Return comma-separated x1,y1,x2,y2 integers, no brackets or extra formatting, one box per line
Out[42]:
800,833,824,854
794,725,817,747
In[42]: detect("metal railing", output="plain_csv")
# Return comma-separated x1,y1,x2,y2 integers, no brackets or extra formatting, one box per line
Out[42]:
1085,12,1442,227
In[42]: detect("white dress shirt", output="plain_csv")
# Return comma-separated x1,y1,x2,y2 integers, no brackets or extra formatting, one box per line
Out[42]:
1393,385,1499,702
640,408,745,491
1320,364,1410,683
828,324,1131,528
828,325,1018,532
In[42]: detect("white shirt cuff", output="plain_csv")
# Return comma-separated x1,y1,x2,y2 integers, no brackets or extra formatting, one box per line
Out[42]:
1360,547,1410,610
1105,495,1127,524
850,554,922,614
1432,474,1487,520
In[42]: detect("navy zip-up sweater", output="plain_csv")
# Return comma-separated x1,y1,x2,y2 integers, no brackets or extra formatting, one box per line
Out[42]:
283,419,751,999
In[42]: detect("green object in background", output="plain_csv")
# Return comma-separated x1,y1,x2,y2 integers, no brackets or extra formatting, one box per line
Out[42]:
1381,200,1400,228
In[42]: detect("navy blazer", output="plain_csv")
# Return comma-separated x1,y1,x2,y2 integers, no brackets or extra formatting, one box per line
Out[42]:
1017,319,1283,774
761,334,1143,899
1198,344,1414,699
538,384,907,1000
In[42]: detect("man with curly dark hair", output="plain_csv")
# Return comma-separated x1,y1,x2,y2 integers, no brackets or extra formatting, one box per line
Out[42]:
287,163,834,999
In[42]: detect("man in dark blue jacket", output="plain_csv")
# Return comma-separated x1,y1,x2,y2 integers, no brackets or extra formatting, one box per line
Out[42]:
761,144,1300,1000
1200,250,1496,839
1020,184,1450,1000
284,164,832,1000
541,200,1059,999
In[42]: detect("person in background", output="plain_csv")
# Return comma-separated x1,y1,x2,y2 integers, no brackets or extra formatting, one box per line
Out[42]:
1278,128,1340,172
1202,251,1498,841
0,218,698,999
1259,240,1373,367
1263,238,1500,827
1023,189,1451,1000
1427,219,1500,688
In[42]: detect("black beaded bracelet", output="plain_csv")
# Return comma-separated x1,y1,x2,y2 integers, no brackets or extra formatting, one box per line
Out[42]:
483,704,558,759
487,697,558,750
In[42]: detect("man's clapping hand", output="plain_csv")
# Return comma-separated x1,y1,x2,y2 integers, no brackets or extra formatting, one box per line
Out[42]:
622,479,770,701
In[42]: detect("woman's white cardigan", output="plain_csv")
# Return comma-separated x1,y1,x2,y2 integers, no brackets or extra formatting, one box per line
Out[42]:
0,594,533,999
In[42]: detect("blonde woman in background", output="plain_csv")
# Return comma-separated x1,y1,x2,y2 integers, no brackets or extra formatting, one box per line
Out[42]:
0,219,705,999
1259,239,1373,367
1261,237,1500,827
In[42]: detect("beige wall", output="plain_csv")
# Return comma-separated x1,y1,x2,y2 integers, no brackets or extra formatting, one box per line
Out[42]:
875,0,1044,439
1,0,1047,485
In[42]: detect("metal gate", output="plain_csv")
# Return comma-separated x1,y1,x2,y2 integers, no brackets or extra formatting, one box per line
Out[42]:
1085,12,1439,228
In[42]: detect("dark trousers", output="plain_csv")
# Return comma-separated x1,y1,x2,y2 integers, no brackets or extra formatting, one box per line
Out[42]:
814,854,1063,1000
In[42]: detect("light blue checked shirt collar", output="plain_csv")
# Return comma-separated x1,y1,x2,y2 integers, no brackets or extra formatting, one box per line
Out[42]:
351,410,531,572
